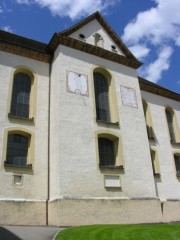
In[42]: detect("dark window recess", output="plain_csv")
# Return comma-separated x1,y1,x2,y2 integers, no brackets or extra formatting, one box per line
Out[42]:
98,138,115,167
175,155,180,176
166,109,176,143
94,72,110,122
6,134,28,166
10,73,31,118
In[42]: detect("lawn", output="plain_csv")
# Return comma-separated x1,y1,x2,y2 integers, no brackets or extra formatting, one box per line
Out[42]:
55,224,180,240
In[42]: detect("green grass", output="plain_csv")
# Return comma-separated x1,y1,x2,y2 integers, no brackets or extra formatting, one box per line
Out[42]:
55,224,180,240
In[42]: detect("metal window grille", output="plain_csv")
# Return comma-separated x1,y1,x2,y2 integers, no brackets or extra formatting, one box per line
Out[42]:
166,109,176,142
10,73,31,118
175,155,180,176
6,134,28,166
94,73,110,122
98,138,115,167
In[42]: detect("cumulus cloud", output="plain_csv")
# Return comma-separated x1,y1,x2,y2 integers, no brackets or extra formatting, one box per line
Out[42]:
140,46,173,83
15,0,119,20
122,0,180,83
1,26,13,33
129,44,150,60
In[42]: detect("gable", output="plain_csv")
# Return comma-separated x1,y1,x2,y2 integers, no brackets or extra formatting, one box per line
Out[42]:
47,11,142,69
69,19,125,56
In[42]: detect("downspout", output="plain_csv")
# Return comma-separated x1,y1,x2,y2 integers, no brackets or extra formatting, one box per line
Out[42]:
46,58,52,225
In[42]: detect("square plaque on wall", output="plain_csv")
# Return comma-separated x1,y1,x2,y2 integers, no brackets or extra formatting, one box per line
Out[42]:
104,175,121,188
120,85,138,108
66,70,89,96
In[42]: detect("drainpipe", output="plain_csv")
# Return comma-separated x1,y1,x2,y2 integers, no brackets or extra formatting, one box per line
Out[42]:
46,58,52,225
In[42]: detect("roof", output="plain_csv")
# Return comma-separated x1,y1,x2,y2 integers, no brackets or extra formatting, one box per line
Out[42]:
0,30,50,63
139,77,180,102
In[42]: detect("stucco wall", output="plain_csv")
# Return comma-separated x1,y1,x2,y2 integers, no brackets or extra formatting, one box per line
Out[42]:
141,91,180,200
0,51,49,201
49,45,156,201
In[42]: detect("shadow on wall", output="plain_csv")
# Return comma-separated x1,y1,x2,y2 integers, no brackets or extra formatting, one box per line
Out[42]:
0,227,22,240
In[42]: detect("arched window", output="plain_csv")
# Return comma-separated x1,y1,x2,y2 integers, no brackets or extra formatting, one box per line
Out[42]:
10,72,31,118
142,100,154,139
94,72,110,122
6,134,29,166
165,108,176,143
98,138,115,167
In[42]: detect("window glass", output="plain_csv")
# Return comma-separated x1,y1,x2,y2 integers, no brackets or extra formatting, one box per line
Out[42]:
10,73,31,118
94,72,110,122
6,134,28,166
98,138,115,167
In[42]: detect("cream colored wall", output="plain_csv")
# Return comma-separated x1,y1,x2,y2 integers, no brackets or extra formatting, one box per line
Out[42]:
0,51,49,201
69,19,125,56
49,45,156,201
141,90,180,200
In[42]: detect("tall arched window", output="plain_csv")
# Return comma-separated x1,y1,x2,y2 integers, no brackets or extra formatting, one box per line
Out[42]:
165,108,176,143
6,134,29,166
94,72,110,122
10,72,31,118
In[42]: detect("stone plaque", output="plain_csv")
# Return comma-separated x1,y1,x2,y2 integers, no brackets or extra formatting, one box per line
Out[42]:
104,175,121,188
67,70,88,96
120,85,138,108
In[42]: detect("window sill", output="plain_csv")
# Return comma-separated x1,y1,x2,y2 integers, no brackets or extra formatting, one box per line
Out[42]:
154,173,161,177
171,141,180,145
96,120,119,126
4,162,33,171
8,113,34,122
99,165,124,170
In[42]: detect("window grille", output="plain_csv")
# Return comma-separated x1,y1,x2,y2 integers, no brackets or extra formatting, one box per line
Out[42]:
94,73,110,122
166,109,176,142
6,134,28,166
10,73,31,118
175,155,180,176
98,138,115,167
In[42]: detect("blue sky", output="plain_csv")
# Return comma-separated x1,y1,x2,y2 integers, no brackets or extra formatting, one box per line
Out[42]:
0,0,180,93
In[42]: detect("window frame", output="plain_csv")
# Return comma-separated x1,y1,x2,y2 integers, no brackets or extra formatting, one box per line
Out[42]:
150,148,160,177
142,100,154,140
165,107,180,144
92,67,119,125
95,130,124,170
7,67,37,122
3,127,34,171
174,153,180,177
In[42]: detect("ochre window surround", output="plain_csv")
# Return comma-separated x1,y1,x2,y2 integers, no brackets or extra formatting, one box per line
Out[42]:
165,107,180,144
8,67,37,121
95,130,124,170
142,100,154,140
150,148,160,177
2,127,35,170
92,67,119,124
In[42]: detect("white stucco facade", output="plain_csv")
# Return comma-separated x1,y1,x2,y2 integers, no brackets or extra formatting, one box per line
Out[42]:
0,12,180,226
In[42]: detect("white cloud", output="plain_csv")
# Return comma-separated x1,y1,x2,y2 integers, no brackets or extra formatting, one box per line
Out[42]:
122,0,180,83
0,6,3,13
15,0,119,20
177,80,180,85
139,46,173,83
1,26,13,33
129,44,150,60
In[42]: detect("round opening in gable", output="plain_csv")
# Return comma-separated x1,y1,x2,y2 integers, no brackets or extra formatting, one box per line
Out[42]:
79,33,85,39
111,45,116,50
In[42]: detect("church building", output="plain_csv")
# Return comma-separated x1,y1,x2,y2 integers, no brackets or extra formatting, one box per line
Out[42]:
0,11,180,226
